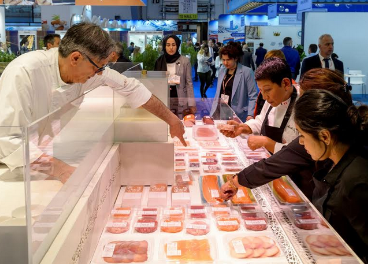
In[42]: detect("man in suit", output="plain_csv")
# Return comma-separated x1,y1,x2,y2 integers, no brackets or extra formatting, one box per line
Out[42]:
255,42,267,67
301,34,344,77
280,37,300,80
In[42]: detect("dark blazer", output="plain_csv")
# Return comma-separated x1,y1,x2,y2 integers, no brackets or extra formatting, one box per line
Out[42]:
255,47,267,66
301,54,344,77
242,51,255,70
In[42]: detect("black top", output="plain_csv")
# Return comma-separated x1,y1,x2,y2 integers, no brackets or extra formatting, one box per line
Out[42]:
300,54,344,77
316,147,368,263
219,68,237,106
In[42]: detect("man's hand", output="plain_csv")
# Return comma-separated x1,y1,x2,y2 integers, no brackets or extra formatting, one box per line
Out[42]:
220,181,238,200
170,120,187,146
246,115,254,121
247,135,267,150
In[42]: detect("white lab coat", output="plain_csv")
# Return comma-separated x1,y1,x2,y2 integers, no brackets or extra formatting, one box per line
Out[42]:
0,48,152,170
245,91,300,153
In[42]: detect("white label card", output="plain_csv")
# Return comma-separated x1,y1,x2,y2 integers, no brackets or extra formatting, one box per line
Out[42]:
211,189,220,198
218,220,238,226
167,242,182,256
148,192,167,199
236,190,245,198
232,240,246,254
106,222,128,228
181,174,190,181
212,207,230,212
285,188,297,197
186,224,207,230
161,222,182,227
297,219,319,224
111,210,130,215
245,220,267,225
164,210,183,215
139,211,157,216
102,243,116,257
135,223,155,228
172,193,191,200
189,209,206,214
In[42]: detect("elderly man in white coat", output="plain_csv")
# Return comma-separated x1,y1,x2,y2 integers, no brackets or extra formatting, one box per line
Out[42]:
0,22,186,182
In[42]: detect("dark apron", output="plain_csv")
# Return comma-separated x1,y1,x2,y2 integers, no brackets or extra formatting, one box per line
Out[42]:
260,87,297,144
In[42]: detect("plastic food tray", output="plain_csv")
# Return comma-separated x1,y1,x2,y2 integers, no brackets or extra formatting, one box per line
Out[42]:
192,125,219,141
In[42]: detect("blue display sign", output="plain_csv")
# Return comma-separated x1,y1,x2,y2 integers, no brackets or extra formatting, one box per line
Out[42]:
268,4,277,19
297,0,312,13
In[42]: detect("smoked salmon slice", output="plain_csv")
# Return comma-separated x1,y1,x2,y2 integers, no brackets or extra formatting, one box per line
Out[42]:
164,239,213,261
272,177,302,203
231,186,253,204
201,175,223,204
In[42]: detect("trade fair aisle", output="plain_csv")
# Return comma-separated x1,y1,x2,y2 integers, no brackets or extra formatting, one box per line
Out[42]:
91,120,360,264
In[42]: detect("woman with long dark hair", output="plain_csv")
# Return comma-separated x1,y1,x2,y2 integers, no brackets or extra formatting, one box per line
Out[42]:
154,35,196,116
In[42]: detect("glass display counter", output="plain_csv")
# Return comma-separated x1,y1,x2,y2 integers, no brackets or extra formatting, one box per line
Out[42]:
0,74,363,264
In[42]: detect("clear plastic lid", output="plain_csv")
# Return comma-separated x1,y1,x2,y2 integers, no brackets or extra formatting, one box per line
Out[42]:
188,205,208,219
185,219,211,236
171,185,191,206
93,235,154,264
160,217,184,233
137,207,160,219
215,215,241,232
203,165,221,173
243,211,268,231
121,185,144,207
210,204,231,218
105,218,131,234
192,125,219,141
133,217,159,234
174,172,193,185
147,184,167,207
162,207,186,219
110,207,132,219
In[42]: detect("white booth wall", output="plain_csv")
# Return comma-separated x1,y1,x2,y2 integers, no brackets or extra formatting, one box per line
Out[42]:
304,12,367,94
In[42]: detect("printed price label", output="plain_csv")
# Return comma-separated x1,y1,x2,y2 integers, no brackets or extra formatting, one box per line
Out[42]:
232,240,246,254
106,222,128,228
212,207,230,212
297,219,319,224
123,193,142,199
181,174,190,181
139,210,158,216
211,190,220,198
161,222,182,227
285,188,297,197
189,209,206,214
245,220,267,225
164,210,183,215
134,222,155,228
218,220,238,226
102,243,116,257
186,224,207,230
111,210,131,215
167,242,182,256
236,189,245,198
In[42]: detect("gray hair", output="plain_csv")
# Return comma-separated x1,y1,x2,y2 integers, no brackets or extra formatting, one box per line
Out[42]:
114,42,124,57
318,34,332,45
59,22,115,61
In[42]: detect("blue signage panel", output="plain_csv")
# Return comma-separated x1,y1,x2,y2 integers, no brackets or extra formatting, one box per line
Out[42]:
297,0,312,13
268,4,277,19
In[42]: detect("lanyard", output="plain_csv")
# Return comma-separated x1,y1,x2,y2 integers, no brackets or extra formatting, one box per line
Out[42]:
222,73,234,93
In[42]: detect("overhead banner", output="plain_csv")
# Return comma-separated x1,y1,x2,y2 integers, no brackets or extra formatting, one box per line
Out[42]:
225,0,247,13
268,4,277,19
179,0,198,19
297,0,312,13
75,0,146,5
3,0,75,5
218,14,245,44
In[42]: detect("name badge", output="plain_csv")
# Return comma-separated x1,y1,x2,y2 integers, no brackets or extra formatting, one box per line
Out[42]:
221,94,229,104
168,75,180,85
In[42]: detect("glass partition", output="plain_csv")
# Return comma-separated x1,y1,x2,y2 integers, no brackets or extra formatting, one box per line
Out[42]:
0,126,30,264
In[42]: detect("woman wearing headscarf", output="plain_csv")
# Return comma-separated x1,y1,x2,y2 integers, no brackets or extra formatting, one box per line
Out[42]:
154,35,196,117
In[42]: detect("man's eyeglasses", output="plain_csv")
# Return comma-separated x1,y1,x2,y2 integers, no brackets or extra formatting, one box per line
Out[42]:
84,53,109,73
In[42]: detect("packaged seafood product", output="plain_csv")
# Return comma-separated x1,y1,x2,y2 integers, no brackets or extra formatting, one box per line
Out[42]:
102,240,149,263
186,219,210,236
217,123,235,131
147,184,167,207
202,116,215,125
203,165,221,173
221,154,238,161
160,217,184,233
305,234,352,256
198,141,221,148
172,185,191,206
175,172,193,185
164,239,213,261
289,206,319,230
201,157,218,165
222,175,255,205
227,235,281,259
223,166,243,172
216,216,240,232
238,206,260,220
199,175,224,204
272,177,303,204
134,217,158,234
111,207,132,219
188,205,207,219
174,152,185,157
210,204,231,217
243,212,268,231
163,207,185,219
183,114,196,127
122,185,144,207
137,208,159,219
106,218,130,234
192,125,218,141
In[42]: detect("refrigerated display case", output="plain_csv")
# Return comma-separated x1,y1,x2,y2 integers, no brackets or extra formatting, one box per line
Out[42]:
0,73,363,264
